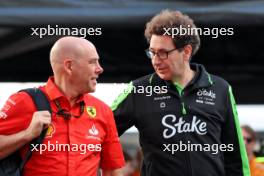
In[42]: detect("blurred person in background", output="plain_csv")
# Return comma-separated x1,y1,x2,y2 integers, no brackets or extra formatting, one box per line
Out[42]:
122,151,135,176
131,149,143,176
242,125,264,176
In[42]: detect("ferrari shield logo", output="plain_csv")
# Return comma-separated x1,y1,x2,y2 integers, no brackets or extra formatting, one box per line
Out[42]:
86,106,96,118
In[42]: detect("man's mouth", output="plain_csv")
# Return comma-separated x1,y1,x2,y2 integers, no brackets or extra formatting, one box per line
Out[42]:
157,67,167,73
91,77,98,83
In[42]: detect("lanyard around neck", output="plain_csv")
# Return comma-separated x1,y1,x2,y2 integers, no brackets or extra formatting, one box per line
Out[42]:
54,100,85,120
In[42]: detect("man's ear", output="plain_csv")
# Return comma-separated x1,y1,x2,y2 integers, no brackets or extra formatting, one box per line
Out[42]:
183,45,192,62
64,59,73,75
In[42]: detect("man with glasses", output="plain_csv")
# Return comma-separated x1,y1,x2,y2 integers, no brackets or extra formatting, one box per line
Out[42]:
0,36,124,176
112,10,250,176
242,125,264,176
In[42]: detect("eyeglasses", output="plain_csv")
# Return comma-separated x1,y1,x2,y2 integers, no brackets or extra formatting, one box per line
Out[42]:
243,137,253,144
145,48,178,60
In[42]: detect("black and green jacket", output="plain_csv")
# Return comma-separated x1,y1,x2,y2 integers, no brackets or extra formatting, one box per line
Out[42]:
112,63,250,176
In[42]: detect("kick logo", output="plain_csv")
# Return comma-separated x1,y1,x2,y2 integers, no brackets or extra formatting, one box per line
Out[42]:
162,114,207,139
196,88,216,105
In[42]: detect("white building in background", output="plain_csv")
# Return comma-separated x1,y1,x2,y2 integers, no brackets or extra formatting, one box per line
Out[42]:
1,83,264,132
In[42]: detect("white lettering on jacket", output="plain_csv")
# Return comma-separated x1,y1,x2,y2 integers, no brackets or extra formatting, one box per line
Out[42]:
162,114,207,138
197,89,216,99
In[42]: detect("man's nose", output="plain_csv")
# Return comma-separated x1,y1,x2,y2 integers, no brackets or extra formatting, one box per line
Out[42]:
96,63,104,74
152,54,162,65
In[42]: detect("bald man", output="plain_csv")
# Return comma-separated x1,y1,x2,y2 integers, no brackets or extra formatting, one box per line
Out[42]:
0,37,125,176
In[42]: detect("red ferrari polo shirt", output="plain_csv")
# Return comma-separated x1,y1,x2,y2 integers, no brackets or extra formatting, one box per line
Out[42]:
0,77,125,176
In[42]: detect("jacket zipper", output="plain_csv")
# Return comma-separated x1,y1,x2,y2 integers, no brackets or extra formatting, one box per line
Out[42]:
172,83,192,176
180,91,192,176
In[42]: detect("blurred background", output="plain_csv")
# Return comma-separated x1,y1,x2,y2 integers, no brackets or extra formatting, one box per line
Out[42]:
0,0,264,174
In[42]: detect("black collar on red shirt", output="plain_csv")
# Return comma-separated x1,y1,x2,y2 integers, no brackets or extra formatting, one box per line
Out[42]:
54,100,85,120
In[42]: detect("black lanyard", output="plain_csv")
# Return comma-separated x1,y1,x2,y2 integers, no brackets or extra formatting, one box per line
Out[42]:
54,100,85,120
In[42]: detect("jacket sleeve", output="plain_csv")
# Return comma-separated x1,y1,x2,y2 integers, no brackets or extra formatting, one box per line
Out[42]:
111,82,135,136
221,86,250,176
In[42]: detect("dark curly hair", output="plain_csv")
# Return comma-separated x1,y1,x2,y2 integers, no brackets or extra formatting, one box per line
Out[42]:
145,9,200,57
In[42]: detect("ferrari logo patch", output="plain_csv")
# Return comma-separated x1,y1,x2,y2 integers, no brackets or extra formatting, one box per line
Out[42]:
86,106,96,118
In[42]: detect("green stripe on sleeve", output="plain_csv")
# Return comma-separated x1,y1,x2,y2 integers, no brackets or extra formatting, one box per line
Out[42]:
228,86,250,176
149,73,154,84
111,82,133,111
207,72,213,85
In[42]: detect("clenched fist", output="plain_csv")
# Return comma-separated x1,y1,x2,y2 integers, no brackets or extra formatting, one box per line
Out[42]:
25,111,51,140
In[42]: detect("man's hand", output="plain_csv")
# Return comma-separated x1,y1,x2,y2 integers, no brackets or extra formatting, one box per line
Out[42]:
0,110,51,159
25,111,51,140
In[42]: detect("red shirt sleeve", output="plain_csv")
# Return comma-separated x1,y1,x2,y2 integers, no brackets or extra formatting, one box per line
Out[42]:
100,106,125,169
0,92,35,135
